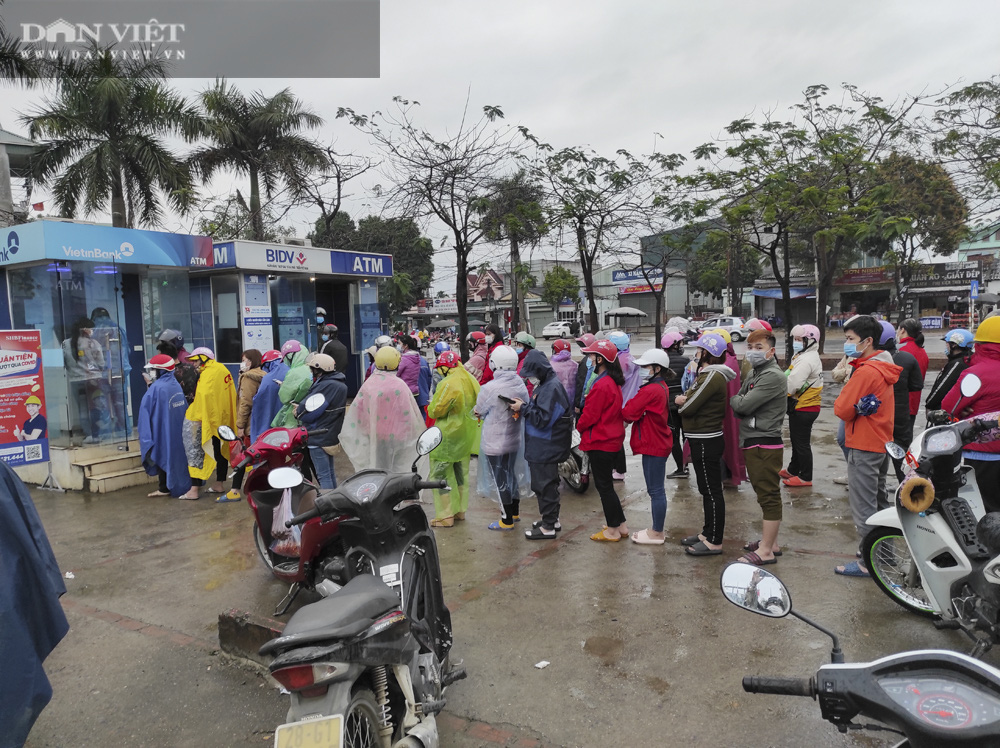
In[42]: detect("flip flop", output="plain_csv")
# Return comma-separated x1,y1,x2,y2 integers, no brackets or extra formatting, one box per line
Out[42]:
631,530,665,546
737,551,777,566
526,526,557,540
681,534,702,547
177,494,200,501
685,541,723,556
488,520,514,532
835,561,870,578
743,540,783,557
206,487,225,494
590,530,624,542
215,495,242,503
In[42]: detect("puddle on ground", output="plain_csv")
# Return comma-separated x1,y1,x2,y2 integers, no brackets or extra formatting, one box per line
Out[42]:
583,636,623,665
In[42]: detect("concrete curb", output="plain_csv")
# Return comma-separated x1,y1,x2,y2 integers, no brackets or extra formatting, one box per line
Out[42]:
218,608,285,666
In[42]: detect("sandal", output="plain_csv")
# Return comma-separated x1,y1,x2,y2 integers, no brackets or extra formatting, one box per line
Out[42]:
631,530,665,546
590,529,624,542
532,519,561,532
681,534,702,547
738,551,776,566
430,517,454,528
454,512,466,521
526,525,557,540
835,561,870,578
743,540,783,557
685,541,722,556
147,490,170,498
488,520,514,531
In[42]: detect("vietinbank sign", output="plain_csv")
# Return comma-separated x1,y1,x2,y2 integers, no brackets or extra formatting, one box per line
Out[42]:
227,241,393,278
1,221,215,267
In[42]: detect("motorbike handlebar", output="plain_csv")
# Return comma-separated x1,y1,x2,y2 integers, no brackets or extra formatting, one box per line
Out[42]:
742,676,815,698
306,428,328,438
415,480,449,491
286,507,320,528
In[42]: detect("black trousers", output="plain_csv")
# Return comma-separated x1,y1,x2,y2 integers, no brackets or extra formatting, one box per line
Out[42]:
969,459,1000,514
486,452,520,522
528,461,560,530
787,409,819,481
689,436,725,544
614,447,627,474
157,468,168,493
590,449,626,528
193,437,228,486
668,407,683,471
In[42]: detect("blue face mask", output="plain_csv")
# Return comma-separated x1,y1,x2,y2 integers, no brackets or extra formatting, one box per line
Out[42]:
844,342,861,358
316,316,325,324
514,346,524,355
792,341,804,353
321,334,329,341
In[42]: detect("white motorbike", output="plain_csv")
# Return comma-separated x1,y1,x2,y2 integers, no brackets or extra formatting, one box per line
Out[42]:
862,373,1000,656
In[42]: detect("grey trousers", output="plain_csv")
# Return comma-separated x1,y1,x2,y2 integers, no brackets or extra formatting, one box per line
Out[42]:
846,448,890,546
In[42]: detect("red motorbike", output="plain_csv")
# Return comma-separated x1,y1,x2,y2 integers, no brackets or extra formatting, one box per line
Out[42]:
219,424,347,614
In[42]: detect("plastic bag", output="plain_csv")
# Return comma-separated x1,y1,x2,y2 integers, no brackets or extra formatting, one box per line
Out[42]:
270,525,301,557
270,488,302,556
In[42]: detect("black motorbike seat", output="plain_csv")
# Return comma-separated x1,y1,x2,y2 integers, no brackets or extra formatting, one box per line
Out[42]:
263,575,400,654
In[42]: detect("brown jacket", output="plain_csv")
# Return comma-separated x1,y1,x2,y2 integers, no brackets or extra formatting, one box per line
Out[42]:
236,367,265,433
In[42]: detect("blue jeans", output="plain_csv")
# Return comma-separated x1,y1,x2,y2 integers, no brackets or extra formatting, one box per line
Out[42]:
309,445,338,490
642,454,668,532
837,419,848,462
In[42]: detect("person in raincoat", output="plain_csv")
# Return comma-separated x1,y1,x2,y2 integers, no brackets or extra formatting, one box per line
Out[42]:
549,338,577,406
474,345,530,530
271,340,312,428
138,354,191,498
179,348,237,500
464,331,489,382
250,350,288,444
712,328,747,488
426,350,481,527
342,347,426,474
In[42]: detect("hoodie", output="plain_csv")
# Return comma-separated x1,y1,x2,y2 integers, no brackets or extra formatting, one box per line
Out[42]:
618,348,643,405
465,342,489,381
519,350,573,462
397,349,421,395
833,350,902,453
678,364,737,438
925,349,971,412
295,371,348,448
550,349,577,406
942,343,1000,455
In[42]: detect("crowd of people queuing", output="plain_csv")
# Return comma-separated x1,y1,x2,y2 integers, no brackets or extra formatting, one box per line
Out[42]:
135,309,1000,575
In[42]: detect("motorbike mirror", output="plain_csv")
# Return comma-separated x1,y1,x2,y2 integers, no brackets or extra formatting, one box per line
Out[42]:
720,563,792,618
416,427,443,456
217,425,237,441
885,441,906,460
268,467,304,490
304,393,326,413
961,373,983,399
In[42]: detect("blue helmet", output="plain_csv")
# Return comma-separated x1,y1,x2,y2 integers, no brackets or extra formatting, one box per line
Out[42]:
607,330,630,351
434,341,451,354
878,321,896,346
944,328,974,349
691,333,726,358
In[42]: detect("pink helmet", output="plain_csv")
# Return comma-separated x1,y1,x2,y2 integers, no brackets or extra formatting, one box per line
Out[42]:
791,324,820,342
261,349,282,363
660,331,684,348
189,346,215,360
575,333,596,348
746,318,772,332
280,340,302,355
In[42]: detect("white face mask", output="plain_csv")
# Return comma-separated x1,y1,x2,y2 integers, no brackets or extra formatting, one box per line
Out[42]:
240,361,249,372
485,334,495,345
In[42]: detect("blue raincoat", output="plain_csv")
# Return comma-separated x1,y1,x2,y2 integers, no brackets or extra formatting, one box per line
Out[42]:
251,359,289,443
138,371,191,497
0,459,69,746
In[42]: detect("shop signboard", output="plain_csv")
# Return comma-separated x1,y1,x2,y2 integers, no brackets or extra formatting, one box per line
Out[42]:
236,243,329,275
920,317,944,329
240,273,275,351
907,261,981,290
431,298,458,315
612,268,664,284
835,266,891,285
0,330,48,466
620,282,663,295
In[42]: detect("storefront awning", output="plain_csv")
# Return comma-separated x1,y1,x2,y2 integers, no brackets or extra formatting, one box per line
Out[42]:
753,287,815,299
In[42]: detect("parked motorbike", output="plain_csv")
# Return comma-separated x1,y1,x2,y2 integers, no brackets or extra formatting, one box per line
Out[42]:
720,563,1000,747
559,429,590,493
219,412,346,615
860,373,1000,656
259,426,466,748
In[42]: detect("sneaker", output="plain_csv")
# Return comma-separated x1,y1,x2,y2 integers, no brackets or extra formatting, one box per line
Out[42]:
833,476,848,485
666,468,689,479
782,476,812,487
612,471,626,481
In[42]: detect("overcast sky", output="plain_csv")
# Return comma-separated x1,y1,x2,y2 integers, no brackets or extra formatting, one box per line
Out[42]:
3,0,1000,294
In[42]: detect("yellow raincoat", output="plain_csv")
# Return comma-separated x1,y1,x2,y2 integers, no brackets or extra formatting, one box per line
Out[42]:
184,359,238,480
427,365,480,462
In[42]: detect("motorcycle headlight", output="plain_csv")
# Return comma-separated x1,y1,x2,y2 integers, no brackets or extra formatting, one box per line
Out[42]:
924,429,958,455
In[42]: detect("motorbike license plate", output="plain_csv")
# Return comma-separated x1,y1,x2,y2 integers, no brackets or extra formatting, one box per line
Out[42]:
274,715,343,748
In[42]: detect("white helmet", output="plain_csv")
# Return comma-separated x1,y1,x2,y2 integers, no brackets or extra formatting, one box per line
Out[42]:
489,345,518,372
634,349,671,368
374,335,392,349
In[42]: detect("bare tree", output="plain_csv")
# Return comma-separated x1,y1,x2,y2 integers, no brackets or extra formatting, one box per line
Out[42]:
298,145,379,242
338,97,519,357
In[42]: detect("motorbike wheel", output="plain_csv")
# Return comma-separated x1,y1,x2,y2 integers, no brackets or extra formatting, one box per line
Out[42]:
560,452,588,494
863,527,936,618
252,523,277,572
344,688,381,748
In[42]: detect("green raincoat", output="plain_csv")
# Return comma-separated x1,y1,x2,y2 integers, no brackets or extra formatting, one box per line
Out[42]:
427,365,480,462
271,349,312,428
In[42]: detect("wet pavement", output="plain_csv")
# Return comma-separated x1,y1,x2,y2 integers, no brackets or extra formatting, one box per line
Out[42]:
23,367,993,748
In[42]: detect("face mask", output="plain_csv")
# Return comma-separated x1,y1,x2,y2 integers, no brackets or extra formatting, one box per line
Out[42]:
792,341,804,353
316,316,325,323
514,346,524,355
745,350,767,367
396,344,404,352
586,356,594,371
844,341,863,358
527,376,540,387
147,369,160,381
485,334,494,344
240,361,249,372
642,367,654,381
321,334,329,341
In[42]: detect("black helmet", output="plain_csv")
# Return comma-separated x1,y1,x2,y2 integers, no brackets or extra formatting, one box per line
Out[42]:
158,329,184,348
322,324,338,335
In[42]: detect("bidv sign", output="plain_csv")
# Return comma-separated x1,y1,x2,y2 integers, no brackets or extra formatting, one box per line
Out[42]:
266,248,309,267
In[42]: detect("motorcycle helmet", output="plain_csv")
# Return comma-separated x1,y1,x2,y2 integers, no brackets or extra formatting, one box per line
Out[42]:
321,324,338,336
375,347,401,371
308,353,336,373
280,340,303,356
974,317,1000,344
157,328,184,348
434,341,451,355
489,345,518,372
691,333,726,359
745,318,772,332
189,346,215,362
878,321,896,346
435,351,461,370
552,339,571,354
660,331,684,349
711,328,732,345
261,349,282,364
634,349,670,368
944,328,974,349
374,334,393,349
580,339,619,363
575,333,596,348
467,331,486,346
607,331,630,351
513,332,536,349
147,353,176,371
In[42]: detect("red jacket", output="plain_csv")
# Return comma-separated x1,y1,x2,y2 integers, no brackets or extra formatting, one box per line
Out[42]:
576,373,625,452
622,378,672,457
942,343,1000,454
479,342,503,385
900,339,928,416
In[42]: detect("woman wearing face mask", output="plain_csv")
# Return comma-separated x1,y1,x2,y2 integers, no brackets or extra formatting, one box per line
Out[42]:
62,317,108,444
781,324,823,487
224,349,265,501
676,333,736,556
479,324,505,385
137,355,191,498
898,318,928,433
180,348,238,500
925,328,973,413
573,333,597,415
513,332,537,396
576,340,628,541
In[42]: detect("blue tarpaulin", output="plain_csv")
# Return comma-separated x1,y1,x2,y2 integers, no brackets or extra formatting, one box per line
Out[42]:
752,287,815,299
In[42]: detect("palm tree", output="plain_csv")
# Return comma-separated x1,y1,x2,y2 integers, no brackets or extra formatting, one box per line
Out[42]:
188,81,329,241
0,0,41,84
23,43,199,227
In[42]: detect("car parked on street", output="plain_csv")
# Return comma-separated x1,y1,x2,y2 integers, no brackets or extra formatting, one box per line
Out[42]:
697,315,747,341
542,321,574,339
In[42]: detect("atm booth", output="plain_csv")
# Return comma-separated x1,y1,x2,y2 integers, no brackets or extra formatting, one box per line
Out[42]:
0,220,390,486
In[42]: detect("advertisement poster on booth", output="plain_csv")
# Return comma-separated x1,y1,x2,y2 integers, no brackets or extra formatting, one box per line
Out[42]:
0,330,49,466
240,273,275,351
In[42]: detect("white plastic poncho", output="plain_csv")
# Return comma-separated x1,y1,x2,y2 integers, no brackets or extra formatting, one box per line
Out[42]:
341,369,426,474
474,370,531,503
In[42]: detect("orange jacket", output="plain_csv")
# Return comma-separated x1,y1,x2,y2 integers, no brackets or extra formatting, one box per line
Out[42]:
833,351,902,453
